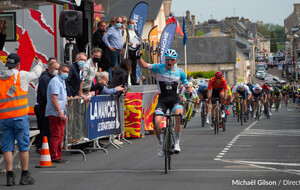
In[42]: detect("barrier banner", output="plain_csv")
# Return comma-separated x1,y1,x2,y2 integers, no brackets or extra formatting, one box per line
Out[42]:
87,95,121,140
143,92,158,131
124,92,143,138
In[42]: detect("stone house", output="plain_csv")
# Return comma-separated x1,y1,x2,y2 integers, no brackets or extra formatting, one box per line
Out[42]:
171,35,236,86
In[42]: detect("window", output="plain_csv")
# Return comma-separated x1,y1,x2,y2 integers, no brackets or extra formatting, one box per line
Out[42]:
221,71,229,83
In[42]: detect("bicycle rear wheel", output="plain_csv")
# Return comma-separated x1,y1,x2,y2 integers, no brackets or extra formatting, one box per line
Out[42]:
201,105,205,127
214,104,220,134
240,102,243,126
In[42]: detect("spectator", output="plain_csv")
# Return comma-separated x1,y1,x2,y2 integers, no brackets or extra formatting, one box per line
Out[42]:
0,19,7,50
92,21,110,71
79,48,102,101
103,16,123,80
0,53,43,186
66,52,87,98
45,64,70,164
109,58,132,89
35,58,59,154
126,19,141,85
121,16,128,60
107,17,116,30
91,71,124,95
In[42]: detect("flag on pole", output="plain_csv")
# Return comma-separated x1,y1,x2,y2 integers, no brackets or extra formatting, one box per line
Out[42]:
167,11,184,36
183,17,187,46
17,30,37,71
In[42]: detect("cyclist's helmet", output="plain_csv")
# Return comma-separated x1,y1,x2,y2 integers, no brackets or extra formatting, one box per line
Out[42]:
247,83,252,88
188,82,193,88
201,85,208,91
164,49,178,59
270,87,274,92
215,71,223,79
274,87,278,91
263,83,268,89
238,82,244,89
254,84,260,90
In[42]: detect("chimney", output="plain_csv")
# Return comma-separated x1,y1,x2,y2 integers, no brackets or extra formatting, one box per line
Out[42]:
294,4,300,18
191,15,195,25
186,10,190,22
210,28,221,37
230,29,236,39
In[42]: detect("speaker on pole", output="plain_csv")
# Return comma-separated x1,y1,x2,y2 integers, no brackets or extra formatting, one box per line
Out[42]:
59,10,83,38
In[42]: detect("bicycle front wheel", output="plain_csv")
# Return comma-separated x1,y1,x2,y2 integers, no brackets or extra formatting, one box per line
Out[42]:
164,127,170,174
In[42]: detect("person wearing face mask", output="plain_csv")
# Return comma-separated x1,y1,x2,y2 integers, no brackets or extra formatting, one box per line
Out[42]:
35,57,59,154
103,16,123,80
0,53,43,186
126,19,141,85
65,52,87,98
79,48,102,101
92,21,110,71
45,64,70,164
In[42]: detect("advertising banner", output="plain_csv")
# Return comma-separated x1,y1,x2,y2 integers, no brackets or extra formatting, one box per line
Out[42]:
130,2,149,38
160,23,176,64
87,95,121,140
148,25,159,64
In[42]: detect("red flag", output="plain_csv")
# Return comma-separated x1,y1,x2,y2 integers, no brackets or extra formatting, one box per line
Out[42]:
167,11,184,36
17,30,36,71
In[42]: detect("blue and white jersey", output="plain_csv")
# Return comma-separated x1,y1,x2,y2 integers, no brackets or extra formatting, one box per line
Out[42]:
148,63,189,97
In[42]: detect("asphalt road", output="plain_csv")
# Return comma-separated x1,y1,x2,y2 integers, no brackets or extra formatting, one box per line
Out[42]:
0,101,300,190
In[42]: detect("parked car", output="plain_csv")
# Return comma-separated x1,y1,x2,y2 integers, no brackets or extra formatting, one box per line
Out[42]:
264,76,287,85
255,70,267,79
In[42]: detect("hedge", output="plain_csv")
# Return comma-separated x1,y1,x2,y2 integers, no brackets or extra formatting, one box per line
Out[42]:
187,70,216,79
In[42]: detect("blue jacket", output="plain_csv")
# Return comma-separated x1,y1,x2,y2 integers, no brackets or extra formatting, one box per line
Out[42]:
37,69,53,107
65,62,82,97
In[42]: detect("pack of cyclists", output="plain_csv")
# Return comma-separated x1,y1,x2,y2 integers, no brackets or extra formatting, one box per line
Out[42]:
137,48,300,158
179,75,300,128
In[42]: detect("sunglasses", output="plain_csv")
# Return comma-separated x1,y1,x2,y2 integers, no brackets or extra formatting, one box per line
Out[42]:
165,58,175,61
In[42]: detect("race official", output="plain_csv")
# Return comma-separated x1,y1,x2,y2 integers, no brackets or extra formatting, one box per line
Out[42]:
0,53,43,186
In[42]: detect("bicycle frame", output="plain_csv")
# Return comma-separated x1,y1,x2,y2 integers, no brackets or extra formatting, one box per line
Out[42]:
154,113,182,174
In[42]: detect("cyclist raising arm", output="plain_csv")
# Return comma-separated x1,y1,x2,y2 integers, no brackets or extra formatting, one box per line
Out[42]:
137,49,192,156
207,71,228,129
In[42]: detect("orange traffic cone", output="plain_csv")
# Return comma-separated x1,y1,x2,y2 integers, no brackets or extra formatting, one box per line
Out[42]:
35,136,56,168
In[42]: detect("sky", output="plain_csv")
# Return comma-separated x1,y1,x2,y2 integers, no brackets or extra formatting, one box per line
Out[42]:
171,0,300,26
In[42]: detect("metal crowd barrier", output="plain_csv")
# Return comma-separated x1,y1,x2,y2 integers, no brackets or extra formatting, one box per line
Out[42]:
63,94,131,161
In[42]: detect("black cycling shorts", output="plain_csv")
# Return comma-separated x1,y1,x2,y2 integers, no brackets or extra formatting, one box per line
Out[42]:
211,89,222,104
237,90,248,100
253,92,263,99
155,95,183,114
199,90,208,100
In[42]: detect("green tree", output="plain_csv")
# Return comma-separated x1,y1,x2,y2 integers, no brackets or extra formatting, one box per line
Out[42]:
270,31,277,53
196,30,206,36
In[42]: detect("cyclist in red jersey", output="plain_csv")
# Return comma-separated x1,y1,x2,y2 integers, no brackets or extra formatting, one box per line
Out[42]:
207,71,228,129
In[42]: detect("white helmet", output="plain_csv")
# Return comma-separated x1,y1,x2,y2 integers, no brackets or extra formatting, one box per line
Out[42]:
237,82,244,89
254,84,260,90
270,87,274,92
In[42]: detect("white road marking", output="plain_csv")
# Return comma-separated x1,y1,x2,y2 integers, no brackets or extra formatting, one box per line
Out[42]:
214,121,257,160
38,168,289,174
278,145,300,148
233,145,253,147
221,159,300,176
